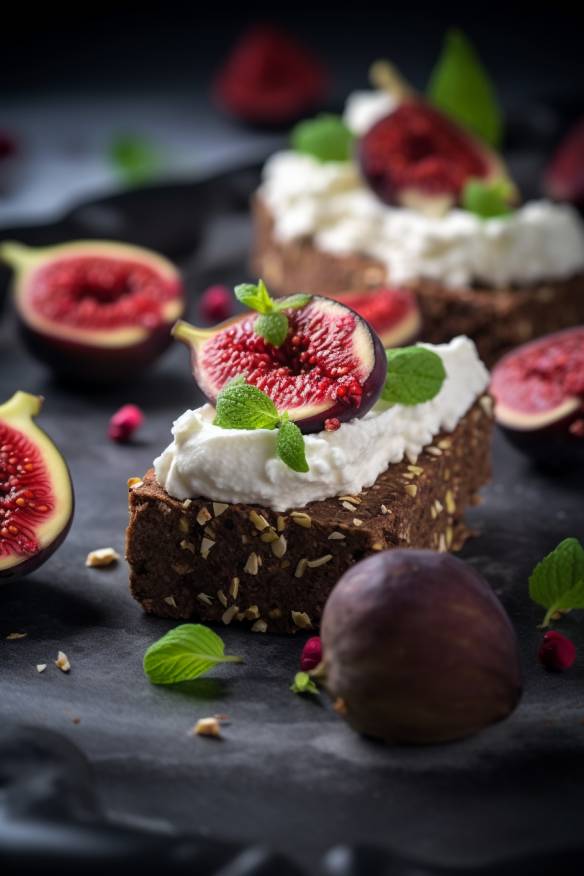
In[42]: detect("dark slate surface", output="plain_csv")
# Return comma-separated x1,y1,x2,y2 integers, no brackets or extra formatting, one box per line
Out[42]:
1,167,584,872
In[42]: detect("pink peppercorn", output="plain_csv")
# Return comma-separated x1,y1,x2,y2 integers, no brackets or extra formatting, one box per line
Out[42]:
538,630,576,672
199,285,234,323
108,404,144,443
300,636,322,671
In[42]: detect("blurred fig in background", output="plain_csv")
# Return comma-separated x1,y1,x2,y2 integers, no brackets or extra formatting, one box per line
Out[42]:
213,24,328,127
544,118,584,210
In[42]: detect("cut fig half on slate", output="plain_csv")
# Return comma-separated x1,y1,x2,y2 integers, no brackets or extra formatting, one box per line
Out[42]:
0,392,74,579
490,326,584,465
173,295,387,433
358,61,517,216
1,240,184,382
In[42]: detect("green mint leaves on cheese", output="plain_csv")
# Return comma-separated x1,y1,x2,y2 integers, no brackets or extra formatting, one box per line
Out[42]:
382,346,446,406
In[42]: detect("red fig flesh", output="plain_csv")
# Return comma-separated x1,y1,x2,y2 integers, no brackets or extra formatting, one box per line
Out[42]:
0,392,74,579
490,327,584,465
173,295,387,434
1,240,184,382
328,287,420,348
544,118,584,209
321,550,522,745
359,100,514,215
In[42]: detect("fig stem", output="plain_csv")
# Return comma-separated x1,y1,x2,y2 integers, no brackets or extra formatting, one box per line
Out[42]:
370,60,415,101
0,241,38,271
0,391,43,422
172,319,215,347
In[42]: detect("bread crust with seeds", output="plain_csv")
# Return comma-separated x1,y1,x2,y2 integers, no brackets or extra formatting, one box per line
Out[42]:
126,398,492,634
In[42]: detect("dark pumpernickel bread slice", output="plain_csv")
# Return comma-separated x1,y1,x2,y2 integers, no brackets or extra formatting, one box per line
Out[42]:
126,398,493,635
252,195,584,367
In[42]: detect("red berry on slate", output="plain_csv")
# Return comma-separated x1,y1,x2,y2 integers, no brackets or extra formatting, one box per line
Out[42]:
300,636,322,671
108,404,144,443
324,418,341,432
538,630,576,672
199,285,233,324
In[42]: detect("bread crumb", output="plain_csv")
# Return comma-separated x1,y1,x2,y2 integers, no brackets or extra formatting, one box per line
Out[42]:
6,632,27,640
36,664,47,673
191,717,222,738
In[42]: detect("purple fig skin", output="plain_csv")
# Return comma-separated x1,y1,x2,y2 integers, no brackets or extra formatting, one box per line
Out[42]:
0,511,73,581
497,411,584,468
321,550,522,745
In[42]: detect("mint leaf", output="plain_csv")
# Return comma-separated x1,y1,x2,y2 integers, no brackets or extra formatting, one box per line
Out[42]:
214,378,280,430
382,347,446,406
462,178,514,219
427,29,503,148
234,280,273,314
109,134,161,185
291,114,354,163
529,538,584,627
277,420,309,473
144,624,243,685
255,312,289,347
275,293,312,312
290,671,319,695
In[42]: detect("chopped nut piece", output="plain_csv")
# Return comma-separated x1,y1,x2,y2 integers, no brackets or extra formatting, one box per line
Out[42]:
182,499,192,509
127,477,143,489
427,446,442,457
404,484,418,497
197,592,214,606
295,558,308,578
276,515,286,532
328,531,346,540
431,506,437,519
163,595,177,608
271,534,287,558
85,547,120,567
55,651,71,673
446,525,454,548
371,541,384,551
407,465,423,476
290,511,312,528
434,499,444,514
180,539,196,553
353,518,363,527
438,533,447,553
438,438,452,450
6,632,27,640
213,502,228,517
444,468,451,481
307,554,333,568
380,504,390,515
249,510,270,531
244,552,259,575
291,610,312,630
445,489,456,514
200,537,215,559
217,589,228,607
229,577,240,599
251,619,268,633
203,525,215,539
261,529,279,543
196,507,212,526
192,717,222,738
341,501,357,512
36,664,47,673
480,394,494,415
222,604,239,625
339,495,361,505
244,605,260,620
179,516,190,533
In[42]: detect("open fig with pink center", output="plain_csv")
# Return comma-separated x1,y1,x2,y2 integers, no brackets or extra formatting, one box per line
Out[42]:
0,392,74,579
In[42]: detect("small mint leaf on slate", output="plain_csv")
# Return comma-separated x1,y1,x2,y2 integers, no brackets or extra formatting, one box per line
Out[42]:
255,312,289,347
214,378,280,430
290,671,319,695
427,28,503,147
529,538,584,628
382,347,446,406
276,420,309,473
109,134,161,185
144,624,243,685
291,114,354,162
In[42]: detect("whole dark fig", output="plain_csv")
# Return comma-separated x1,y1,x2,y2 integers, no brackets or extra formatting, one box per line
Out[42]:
321,550,522,745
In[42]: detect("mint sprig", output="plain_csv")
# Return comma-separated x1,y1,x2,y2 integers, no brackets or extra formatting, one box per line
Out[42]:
290,671,319,695
427,29,503,148
109,134,162,185
529,538,584,628
462,178,514,219
234,281,311,348
144,624,243,685
291,114,354,163
213,379,309,474
382,346,446,406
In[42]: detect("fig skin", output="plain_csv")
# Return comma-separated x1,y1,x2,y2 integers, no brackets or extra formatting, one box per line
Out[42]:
321,550,522,745
0,392,74,580
491,326,584,467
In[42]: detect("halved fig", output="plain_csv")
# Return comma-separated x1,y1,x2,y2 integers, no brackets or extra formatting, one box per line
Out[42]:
328,287,420,348
544,117,584,209
358,62,516,215
490,327,584,465
0,392,74,579
1,240,184,382
173,296,387,433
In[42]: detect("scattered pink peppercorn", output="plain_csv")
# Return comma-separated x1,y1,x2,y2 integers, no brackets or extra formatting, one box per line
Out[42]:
324,418,341,432
538,630,576,672
108,404,144,443
300,636,322,671
199,285,234,324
